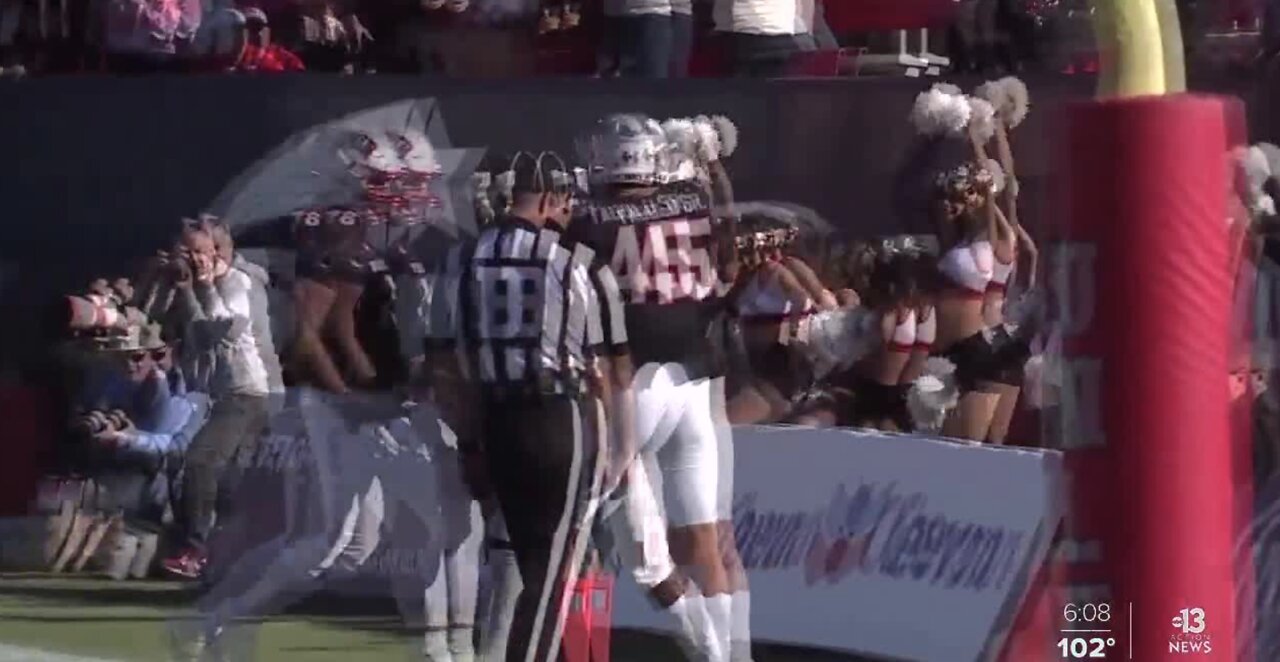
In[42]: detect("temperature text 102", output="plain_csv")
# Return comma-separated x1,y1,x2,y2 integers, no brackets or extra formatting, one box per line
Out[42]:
1063,603,1111,623
1058,637,1116,659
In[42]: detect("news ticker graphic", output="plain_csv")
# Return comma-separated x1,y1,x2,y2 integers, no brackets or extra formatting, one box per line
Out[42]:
1057,603,1215,658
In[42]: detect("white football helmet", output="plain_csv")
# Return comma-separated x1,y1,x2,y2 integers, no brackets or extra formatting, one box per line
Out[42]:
338,131,404,203
578,113,666,186
388,129,443,209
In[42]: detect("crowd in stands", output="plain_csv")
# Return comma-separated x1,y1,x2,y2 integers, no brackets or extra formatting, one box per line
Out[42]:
0,0,1129,79
0,0,1269,80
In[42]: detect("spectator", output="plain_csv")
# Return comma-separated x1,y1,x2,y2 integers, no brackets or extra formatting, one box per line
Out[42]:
191,1,247,71
102,0,200,73
712,0,816,77
388,0,542,78
236,7,305,72
295,1,372,73
0,0,26,76
73,323,209,580
600,0,688,78
160,220,281,579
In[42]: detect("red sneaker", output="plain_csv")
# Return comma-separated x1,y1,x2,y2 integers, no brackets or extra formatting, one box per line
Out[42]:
161,549,207,580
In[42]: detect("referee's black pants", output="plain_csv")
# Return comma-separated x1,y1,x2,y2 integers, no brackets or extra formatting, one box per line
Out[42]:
483,394,603,662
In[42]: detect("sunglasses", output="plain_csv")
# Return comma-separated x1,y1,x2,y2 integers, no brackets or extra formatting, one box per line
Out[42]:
127,349,169,364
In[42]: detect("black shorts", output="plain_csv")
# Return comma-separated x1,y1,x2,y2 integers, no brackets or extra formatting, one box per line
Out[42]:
940,328,1031,392
747,343,813,403
849,376,913,431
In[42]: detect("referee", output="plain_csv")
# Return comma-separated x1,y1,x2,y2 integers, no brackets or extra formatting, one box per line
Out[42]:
424,151,632,662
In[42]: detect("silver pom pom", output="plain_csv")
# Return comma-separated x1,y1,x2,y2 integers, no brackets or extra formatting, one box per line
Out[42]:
802,307,881,380
910,84,972,137
998,76,1030,128
968,97,997,144
711,114,738,158
907,357,959,433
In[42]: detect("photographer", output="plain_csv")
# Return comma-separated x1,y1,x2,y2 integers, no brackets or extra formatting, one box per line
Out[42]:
159,218,282,580
66,323,210,576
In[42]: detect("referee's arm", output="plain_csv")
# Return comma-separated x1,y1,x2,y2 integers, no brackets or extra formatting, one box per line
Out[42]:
586,261,635,494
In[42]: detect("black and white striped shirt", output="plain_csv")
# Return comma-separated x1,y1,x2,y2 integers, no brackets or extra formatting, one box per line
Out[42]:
426,216,628,394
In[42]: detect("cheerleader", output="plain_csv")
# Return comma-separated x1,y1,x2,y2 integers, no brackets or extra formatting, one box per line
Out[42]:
784,241,879,428
932,161,1030,441
967,77,1039,444
978,127,1039,444
724,217,838,425
845,243,922,432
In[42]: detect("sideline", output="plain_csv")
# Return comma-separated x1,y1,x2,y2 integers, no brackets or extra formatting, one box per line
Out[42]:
0,644,117,662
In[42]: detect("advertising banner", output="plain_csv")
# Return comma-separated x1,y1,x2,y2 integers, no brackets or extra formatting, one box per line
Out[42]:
610,426,1065,662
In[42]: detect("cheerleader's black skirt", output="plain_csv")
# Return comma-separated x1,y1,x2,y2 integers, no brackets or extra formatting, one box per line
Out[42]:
940,326,1031,392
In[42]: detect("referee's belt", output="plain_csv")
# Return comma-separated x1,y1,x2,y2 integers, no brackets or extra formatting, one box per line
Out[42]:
483,371,589,401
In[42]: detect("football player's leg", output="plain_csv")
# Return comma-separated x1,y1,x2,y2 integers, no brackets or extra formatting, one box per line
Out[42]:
660,378,732,657
606,452,722,660
712,376,753,662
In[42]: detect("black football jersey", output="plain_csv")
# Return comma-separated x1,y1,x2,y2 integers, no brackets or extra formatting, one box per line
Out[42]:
568,186,728,377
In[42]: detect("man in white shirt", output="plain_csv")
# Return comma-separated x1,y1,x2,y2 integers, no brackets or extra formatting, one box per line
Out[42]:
713,0,816,77
162,220,281,579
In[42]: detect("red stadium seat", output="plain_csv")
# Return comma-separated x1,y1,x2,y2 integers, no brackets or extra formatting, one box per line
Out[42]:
824,0,959,32
0,386,54,517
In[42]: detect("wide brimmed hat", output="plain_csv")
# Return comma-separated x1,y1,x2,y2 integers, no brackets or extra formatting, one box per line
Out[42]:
91,323,166,353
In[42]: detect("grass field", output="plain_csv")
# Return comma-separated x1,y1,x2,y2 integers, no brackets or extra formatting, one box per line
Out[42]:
0,574,873,661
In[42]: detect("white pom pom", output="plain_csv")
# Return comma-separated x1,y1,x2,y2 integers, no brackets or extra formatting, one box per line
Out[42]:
910,85,972,137
661,117,699,155
907,357,959,433
1246,145,1272,191
933,82,963,97
1232,145,1276,219
711,114,738,158
691,117,721,164
968,97,997,144
998,76,1030,128
1256,143,1280,180
974,80,1007,110
983,158,1005,195
1257,195,1277,219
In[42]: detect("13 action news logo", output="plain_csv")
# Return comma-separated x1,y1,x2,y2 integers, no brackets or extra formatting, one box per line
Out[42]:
1170,607,1212,654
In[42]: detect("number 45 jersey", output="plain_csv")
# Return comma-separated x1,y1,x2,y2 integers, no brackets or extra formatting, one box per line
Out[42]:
568,186,728,379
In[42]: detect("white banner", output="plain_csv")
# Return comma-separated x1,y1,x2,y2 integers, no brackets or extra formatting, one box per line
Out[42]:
609,425,1065,662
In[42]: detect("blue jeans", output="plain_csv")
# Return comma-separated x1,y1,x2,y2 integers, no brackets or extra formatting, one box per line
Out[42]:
606,13,694,78
671,12,694,77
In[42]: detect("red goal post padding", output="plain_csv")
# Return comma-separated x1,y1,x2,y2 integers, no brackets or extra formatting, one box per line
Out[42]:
1057,94,1238,660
